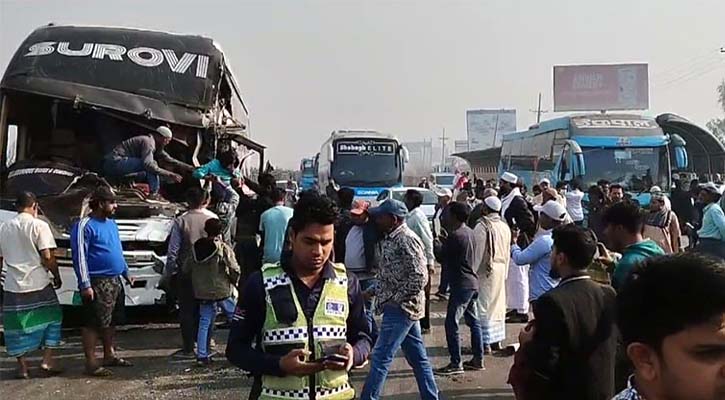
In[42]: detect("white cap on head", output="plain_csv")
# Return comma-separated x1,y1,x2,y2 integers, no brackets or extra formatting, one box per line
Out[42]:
156,126,173,139
439,188,453,198
501,172,518,184
649,186,663,194
539,178,551,186
484,196,502,212
535,200,568,222
701,182,723,195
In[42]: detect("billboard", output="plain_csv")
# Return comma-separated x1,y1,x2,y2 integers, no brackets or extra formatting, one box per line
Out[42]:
553,64,649,112
454,140,469,154
466,109,517,151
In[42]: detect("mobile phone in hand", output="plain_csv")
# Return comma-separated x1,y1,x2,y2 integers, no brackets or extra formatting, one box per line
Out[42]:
319,354,349,363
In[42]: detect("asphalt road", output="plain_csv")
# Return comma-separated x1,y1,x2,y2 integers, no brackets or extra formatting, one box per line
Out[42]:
0,296,521,399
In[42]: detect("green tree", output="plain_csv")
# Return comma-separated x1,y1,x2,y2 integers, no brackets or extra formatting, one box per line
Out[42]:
706,79,725,143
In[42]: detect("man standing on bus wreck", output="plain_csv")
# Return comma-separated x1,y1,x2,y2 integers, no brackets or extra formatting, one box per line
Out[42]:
103,126,194,203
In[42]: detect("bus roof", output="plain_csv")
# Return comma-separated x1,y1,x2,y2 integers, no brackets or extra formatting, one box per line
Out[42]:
502,113,659,142
327,130,398,141
1,24,246,128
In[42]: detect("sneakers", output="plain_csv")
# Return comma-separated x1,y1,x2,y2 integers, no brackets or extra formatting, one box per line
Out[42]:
463,359,485,371
484,344,493,355
171,349,196,359
506,312,529,323
146,193,170,204
434,363,464,376
196,357,213,367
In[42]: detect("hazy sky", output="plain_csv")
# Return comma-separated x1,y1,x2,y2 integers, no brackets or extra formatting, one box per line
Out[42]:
1,0,724,168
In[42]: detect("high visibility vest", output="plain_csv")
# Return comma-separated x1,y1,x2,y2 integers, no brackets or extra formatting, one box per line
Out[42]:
260,263,354,400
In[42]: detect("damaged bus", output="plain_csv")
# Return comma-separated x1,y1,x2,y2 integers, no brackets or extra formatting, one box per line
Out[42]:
0,24,265,306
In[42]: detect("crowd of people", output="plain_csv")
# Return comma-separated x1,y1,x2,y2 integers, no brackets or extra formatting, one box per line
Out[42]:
2,159,725,400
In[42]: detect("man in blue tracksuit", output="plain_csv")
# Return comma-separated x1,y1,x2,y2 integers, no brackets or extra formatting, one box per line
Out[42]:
71,187,133,377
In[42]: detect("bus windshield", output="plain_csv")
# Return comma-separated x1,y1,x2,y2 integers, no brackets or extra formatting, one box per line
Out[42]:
580,147,669,192
301,160,314,175
332,153,401,187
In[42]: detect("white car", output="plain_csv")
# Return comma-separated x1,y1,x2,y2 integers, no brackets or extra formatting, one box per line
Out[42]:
430,173,456,191
375,187,438,221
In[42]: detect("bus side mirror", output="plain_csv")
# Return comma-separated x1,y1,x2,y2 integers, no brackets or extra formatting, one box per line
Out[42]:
401,146,410,163
675,147,688,169
670,134,688,169
575,153,586,176
327,144,334,163
565,140,585,177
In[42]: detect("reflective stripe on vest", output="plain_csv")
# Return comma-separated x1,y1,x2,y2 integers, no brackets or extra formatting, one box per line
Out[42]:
261,383,352,400
259,263,354,400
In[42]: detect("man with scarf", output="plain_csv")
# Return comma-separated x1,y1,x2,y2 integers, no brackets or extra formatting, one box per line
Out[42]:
498,172,536,319
642,189,681,254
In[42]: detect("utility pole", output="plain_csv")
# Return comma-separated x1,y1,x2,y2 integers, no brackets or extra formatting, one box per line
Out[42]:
439,128,448,168
529,92,549,123
491,113,500,148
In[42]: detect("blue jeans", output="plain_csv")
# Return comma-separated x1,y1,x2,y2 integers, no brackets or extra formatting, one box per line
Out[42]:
360,304,439,400
218,296,236,321
445,288,484,366
197,301,217,359
359,278,379,341
104,157,160,193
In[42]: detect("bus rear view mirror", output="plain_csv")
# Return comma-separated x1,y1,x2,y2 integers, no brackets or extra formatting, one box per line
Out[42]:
327,143,334,163
401,146,410,163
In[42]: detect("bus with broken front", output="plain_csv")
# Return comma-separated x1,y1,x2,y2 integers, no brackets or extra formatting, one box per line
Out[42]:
0,24,264,306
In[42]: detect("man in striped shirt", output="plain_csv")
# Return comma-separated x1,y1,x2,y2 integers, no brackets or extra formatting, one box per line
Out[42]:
71,187,133,377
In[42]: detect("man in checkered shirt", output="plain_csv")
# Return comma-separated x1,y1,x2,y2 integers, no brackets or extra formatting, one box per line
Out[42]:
359,199,439,400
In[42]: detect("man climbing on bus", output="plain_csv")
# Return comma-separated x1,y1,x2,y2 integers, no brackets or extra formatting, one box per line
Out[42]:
103,126,194,202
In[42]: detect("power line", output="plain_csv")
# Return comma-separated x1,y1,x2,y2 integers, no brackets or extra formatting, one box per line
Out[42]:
652,48,725,89
655,58,724,89
651,46,721,81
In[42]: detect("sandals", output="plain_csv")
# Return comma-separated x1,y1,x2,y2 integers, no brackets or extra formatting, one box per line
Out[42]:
85,366,113,377
16,370,30,379
103,357,134,367
39,365,65,376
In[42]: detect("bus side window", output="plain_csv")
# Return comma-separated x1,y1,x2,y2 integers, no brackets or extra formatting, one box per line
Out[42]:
6,124,18,167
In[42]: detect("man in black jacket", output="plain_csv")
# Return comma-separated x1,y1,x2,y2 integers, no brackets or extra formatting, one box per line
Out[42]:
513,224,617,400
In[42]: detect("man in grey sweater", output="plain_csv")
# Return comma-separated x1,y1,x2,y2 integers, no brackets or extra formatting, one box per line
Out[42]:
103,126,193,201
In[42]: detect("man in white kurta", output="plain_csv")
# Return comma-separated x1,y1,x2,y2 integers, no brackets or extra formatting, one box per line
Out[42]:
499,172,531,319
472,196,512,352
